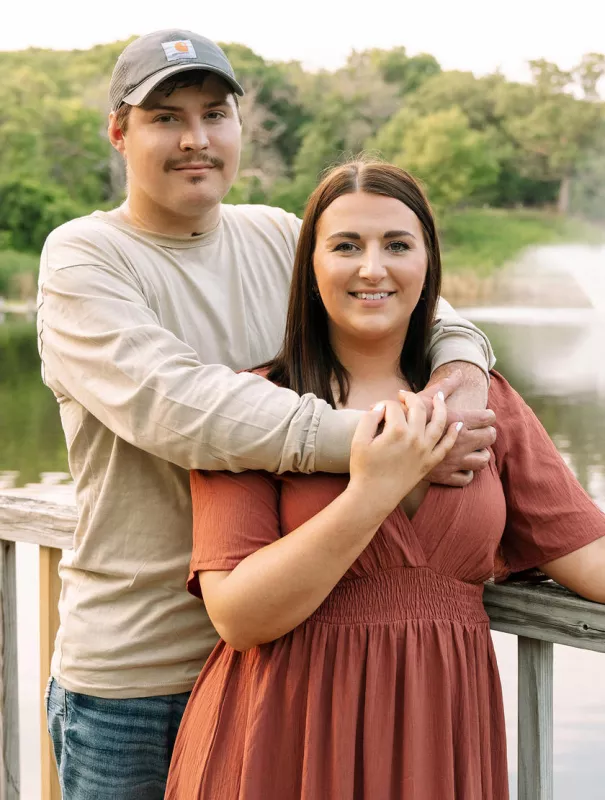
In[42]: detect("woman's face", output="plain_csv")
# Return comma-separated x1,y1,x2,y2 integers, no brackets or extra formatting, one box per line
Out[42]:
313,191,428,347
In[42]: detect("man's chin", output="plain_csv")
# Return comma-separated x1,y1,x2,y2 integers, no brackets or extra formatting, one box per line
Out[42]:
175,186,227,213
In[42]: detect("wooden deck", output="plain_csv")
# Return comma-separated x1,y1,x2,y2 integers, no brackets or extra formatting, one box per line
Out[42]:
1,487,604,799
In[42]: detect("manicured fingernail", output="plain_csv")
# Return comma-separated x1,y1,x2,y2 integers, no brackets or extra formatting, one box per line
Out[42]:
456,421,463,432
437,391,444,402
373,402,385,412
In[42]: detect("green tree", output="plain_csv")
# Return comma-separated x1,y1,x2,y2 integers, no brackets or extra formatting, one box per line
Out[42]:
376,107,501,210
574,53,605,100
221,43,309,168
502,57,605,213
528,59,572,95
0,68,110,205
0,179,84,251
364,47,441,95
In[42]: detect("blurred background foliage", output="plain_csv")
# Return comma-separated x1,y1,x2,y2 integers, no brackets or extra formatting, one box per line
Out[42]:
0,41,604,298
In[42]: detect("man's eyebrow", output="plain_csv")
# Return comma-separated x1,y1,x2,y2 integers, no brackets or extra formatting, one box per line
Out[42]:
143,99,230,112
326,231,361,241
204,99,230,109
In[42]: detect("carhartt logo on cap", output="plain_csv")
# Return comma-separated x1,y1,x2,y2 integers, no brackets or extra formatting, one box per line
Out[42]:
162,40,197,62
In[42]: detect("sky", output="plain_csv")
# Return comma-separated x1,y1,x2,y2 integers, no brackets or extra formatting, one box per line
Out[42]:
3,0,605,84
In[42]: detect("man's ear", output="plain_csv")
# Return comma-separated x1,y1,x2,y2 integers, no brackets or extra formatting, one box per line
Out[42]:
108,112,126,155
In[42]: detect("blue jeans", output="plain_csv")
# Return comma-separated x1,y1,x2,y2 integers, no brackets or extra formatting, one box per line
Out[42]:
45,677,190,800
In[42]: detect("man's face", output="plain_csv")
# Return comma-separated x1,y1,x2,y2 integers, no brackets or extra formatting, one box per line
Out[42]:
111,75,242,220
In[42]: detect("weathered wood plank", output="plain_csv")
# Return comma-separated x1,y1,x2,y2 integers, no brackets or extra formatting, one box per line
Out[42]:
40,547,62,800
0,541,20,800
0,496,75,550
484,580,605,652
518,637,553,800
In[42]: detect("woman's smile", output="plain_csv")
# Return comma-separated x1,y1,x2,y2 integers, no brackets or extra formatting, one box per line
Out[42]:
348,290,397,306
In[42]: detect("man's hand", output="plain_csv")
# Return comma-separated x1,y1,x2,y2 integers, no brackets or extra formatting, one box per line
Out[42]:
412,362,496,487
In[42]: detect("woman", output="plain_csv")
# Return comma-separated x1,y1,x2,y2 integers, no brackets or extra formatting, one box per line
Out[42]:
166,160,605,799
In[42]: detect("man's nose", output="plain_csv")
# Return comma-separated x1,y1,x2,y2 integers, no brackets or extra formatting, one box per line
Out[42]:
180,122,209,151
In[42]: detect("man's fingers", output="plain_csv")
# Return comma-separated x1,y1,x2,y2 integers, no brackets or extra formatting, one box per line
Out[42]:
427,467,474,487
452,408,496,430
456,426,497,452
453,448,491,472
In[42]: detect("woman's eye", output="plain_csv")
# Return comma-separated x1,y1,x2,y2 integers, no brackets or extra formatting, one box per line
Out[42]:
334,242,359,253
387,241,410,252
155,115,178,123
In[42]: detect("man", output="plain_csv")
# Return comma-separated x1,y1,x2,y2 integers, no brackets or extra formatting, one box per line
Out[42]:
39,29,496,798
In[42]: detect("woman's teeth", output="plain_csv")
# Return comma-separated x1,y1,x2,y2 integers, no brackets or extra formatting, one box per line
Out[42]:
352,292,392,300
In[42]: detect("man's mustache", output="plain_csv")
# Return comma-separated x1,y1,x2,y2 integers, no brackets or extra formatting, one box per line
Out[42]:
164,154,224,172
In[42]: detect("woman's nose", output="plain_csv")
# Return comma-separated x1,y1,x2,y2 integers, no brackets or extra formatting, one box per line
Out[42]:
358,251,387,282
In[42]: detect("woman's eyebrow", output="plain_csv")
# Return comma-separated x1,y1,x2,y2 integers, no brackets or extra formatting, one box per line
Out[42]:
326,231,361,241
384,230,415,239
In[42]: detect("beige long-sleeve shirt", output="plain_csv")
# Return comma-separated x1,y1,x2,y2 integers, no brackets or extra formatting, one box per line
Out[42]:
38,203,494,698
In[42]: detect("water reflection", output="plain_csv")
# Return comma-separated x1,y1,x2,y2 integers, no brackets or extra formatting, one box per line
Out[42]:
472,316,605,509
0,322,68,485
466,310,605,800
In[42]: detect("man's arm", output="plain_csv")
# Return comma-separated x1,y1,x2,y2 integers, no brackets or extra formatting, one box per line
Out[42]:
422,298,497,486
38,257,359,475
429,297,495,380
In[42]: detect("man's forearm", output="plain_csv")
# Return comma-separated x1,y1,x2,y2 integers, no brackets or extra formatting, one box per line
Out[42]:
428,362,488,410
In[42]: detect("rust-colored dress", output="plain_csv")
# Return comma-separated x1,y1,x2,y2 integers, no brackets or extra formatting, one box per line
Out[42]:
166,373,605,799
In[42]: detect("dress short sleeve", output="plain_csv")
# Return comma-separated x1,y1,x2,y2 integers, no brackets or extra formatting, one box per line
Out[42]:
490,371,605,574
187,469,281,598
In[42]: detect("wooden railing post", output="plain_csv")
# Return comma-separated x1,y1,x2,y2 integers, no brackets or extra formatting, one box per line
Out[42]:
518,636,553,800
0,540,19,800
39,547,61,800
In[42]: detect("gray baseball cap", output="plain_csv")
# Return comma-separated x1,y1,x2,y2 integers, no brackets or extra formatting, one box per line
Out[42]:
109,29,244,111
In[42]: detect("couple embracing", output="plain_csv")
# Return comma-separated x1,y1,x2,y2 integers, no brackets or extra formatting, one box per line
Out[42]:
40,30,605,800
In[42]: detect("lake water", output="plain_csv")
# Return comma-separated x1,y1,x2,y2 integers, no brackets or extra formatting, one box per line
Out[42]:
3,245,605,798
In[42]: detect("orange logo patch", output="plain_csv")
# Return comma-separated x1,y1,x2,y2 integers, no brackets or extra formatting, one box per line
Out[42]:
161,39,197,62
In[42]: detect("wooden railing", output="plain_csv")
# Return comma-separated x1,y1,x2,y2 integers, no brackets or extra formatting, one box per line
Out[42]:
0,299,37,324
0,492,604,800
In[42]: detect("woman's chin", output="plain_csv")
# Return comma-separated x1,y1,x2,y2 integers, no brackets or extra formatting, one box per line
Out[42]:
342,323,406,343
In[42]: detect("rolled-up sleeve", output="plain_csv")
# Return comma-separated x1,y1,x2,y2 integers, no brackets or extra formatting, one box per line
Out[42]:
428,297,495,377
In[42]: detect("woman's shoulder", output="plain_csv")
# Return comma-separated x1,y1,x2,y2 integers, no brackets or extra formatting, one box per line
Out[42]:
241,364,284,387
487,369,554,470
487,369,524,411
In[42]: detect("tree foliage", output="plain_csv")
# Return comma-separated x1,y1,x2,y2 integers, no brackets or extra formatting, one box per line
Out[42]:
381,107,501,210
0,39,603,254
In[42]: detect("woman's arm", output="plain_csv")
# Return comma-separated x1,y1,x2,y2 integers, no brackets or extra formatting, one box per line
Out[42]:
200,483,384,651
200,394,460,651
541,538,605,604
488,372,605,583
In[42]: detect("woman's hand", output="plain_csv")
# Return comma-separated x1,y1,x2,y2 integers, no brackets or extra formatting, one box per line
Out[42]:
348,392,461,518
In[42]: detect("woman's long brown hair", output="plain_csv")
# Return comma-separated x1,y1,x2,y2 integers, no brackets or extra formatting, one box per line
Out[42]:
266,158,442,405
